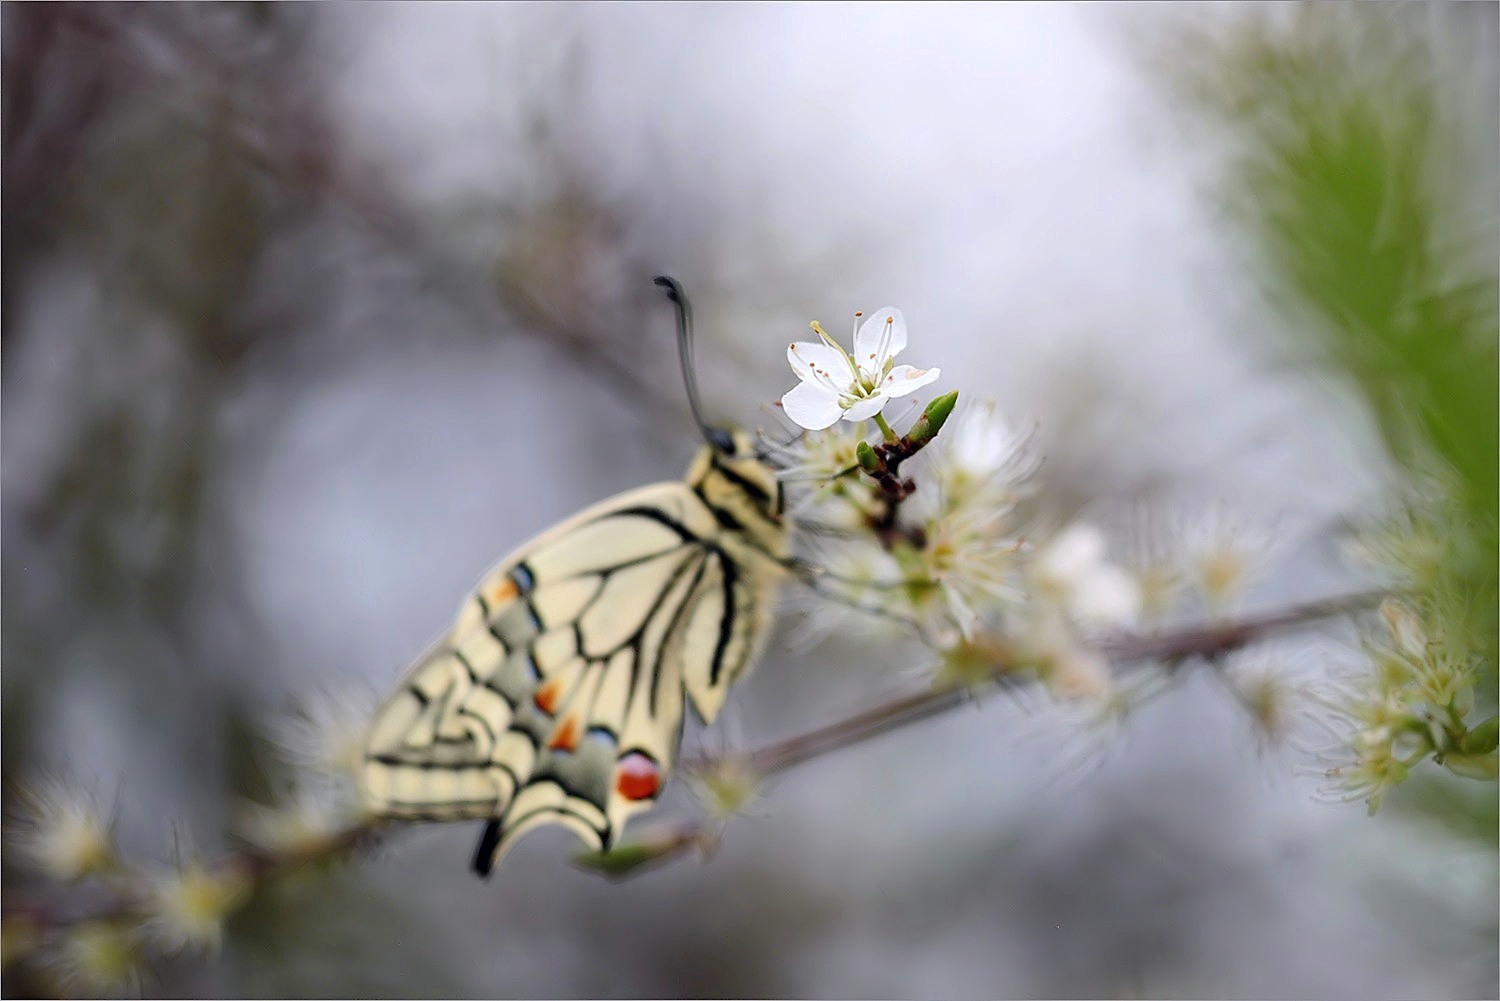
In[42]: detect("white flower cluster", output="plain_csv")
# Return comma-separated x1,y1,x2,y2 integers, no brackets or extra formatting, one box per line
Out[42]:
4,688,378,989
773,306,1146,703
1314,598,1495,812
772,305,1324,733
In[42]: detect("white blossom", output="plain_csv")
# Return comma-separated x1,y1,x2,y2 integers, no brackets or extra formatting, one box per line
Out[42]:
8,775,116,881
235,784,354,855
1186,506,1278,615
270,686,378,793
147,860,249,953
945,401,1034,482
54,923,141,996
781,308,941,430
1031,522,1141,631
1016,608,1115,701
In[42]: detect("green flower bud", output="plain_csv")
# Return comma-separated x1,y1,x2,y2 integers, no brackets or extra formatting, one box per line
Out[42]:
906,390,960,446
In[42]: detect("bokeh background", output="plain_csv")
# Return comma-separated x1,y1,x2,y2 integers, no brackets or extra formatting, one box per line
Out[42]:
4,4,1496,998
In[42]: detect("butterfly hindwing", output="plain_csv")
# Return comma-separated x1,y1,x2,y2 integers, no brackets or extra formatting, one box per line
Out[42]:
361,464,786,874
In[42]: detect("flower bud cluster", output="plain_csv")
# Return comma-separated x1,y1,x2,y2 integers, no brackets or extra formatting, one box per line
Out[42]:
1316,598,1495,812
5,688,377,990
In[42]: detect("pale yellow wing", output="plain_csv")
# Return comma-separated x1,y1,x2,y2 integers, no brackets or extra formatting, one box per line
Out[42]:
361,480,782,875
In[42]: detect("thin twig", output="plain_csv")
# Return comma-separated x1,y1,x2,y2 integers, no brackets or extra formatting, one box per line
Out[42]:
2,590,1383,929
686,589,1387,778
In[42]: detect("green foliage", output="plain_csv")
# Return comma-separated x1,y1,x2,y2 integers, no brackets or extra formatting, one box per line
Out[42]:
1172,6,1497,811
1195,7,1496,663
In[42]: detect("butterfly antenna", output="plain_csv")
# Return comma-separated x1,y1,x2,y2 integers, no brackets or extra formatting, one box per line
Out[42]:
654,275,720,448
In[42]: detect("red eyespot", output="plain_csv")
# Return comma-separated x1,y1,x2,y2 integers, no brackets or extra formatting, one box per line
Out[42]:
615,752,661,801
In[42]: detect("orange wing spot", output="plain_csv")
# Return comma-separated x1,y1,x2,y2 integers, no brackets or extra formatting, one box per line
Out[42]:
548,716,580,752
486,578,519,607
615,752,662,801
534,680,561,715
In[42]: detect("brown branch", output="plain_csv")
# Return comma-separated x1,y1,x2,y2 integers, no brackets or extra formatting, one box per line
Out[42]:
1,590,1384,928
686,589,1387,779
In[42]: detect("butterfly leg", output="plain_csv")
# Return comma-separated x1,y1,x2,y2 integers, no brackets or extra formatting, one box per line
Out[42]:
472,821,503,877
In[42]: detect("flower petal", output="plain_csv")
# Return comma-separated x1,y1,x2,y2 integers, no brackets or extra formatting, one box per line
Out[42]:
842,393,890,422
1067,565,1142,630
951,401,1020,474
787,340,853,387
1035,523,1107,585
781,380,844,430
880,364,941,398
853,308,907,368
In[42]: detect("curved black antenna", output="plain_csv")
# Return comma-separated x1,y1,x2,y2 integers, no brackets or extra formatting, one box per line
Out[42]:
654,276,733,451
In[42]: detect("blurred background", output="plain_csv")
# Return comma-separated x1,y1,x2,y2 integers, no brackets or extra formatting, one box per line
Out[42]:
3,4,1495,998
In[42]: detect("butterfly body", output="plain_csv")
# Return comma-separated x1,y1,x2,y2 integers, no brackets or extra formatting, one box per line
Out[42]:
362,433,787,875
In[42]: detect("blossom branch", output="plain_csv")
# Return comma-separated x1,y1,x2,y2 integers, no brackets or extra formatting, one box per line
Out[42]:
2,590,1384,926
690,589,1387,779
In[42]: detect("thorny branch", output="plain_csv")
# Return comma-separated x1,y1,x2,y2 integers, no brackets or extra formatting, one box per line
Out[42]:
3,589,1385,924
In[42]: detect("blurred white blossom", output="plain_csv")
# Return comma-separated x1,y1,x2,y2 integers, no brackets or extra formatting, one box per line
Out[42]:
1223,646,1318,751
1186,507,1277,615
8,776,117,882
930,400,1037,519
1030,522,1142,631
146,861,249,953
270,686,378,794
1115,503,1186,624
53,923,141,997
942,401,1035,484
689,756,764,822
235,784,356,856
1017,611,1114,702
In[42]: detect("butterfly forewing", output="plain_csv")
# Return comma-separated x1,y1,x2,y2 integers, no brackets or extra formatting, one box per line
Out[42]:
362,462,787,875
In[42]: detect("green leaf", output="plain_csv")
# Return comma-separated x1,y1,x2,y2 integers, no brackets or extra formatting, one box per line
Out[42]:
572,834,693,879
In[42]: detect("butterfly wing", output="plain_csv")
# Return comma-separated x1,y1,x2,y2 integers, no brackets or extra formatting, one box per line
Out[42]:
361,480,783,874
